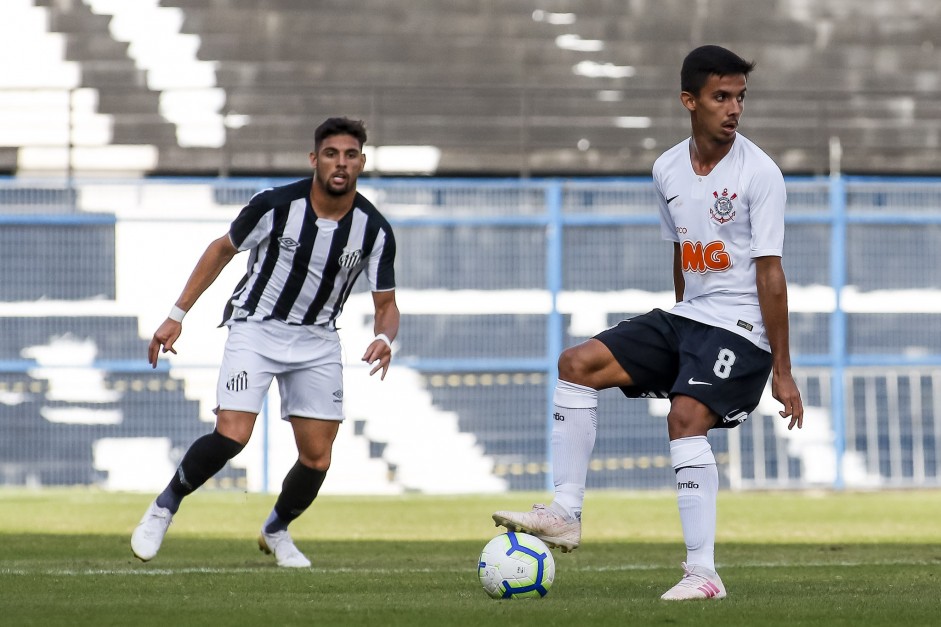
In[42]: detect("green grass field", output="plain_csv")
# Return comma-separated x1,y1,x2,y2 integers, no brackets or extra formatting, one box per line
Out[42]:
2,489,940,626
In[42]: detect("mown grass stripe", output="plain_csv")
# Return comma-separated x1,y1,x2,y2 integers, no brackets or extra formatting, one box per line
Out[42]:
1,558,936,578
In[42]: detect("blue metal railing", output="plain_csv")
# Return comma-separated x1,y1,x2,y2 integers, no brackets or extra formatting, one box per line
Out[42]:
4,174,941,489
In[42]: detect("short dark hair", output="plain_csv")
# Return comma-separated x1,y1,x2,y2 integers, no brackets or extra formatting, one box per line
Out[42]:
314,117,367,151
681,45,756,95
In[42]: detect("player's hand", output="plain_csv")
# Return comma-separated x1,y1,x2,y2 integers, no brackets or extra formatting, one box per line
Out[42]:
148,319,182,368
772,371,803,430
362,338,392,380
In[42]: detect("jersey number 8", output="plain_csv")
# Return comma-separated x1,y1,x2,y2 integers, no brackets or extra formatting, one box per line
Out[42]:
713,348,736,379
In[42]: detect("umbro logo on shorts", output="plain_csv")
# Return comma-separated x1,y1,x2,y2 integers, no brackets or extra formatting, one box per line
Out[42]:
332,389,343,403
226,370,248,392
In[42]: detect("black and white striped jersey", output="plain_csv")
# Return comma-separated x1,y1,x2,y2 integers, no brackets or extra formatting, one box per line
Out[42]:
221,178,396,329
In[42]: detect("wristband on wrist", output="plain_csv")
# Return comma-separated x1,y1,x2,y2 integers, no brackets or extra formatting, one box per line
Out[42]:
168,305,187,322
374,333,392,348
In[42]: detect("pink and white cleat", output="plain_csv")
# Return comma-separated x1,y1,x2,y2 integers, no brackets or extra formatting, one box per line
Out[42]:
491,503,581,553
660,562,727,600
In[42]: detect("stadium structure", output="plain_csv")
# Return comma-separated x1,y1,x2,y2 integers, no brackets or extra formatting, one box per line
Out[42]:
2,0,941,494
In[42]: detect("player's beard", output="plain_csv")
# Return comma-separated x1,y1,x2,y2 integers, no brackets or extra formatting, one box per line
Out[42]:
319,171,353,196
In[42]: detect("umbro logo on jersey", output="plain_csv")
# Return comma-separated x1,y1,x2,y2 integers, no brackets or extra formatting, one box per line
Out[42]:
338,248,363,268
278,237,300,250
688,378,712,386
666,195,679,204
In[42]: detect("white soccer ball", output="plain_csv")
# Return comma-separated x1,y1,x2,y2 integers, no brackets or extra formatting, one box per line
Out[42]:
477,532,555,599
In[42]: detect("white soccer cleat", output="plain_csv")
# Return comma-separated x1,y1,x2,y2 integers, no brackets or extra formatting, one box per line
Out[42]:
131,501,173,562
491,503,581,553
660,562,727,600
258,528,312,568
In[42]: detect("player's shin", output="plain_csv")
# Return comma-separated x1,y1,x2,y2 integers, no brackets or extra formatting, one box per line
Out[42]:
549,380,598,521
157,430,245,513
265,461,328,532
670,435,718,572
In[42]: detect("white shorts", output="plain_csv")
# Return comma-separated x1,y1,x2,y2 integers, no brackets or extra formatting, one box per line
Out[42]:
216,320,344,421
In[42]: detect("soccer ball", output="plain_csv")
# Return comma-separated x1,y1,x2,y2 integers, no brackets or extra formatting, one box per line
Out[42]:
477,532,555,599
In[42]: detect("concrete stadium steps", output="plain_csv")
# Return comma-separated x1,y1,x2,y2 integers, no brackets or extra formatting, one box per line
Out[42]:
0,316,142,360
171,2,541,37
196,36,581,71
0,367,224,488
396,314,545,360
33,0,179,154
424,375,719,490
0,310,247,489
13,0,941,175
343,366,507,493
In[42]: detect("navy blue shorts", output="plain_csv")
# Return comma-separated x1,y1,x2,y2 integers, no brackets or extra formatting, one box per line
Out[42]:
594,309,772,427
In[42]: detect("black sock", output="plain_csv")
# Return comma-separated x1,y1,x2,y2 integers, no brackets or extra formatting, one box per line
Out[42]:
265,462,327,533
155,430,245,513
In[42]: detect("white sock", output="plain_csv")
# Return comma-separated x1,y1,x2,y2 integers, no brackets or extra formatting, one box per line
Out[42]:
550,380,598,521
670,436,718,572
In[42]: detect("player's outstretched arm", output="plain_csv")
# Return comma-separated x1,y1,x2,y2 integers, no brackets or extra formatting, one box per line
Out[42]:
148,234,239,368
755,256,804,429
362,289,400,380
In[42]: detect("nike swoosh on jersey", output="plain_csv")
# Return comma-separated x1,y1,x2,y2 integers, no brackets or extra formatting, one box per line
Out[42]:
687,378,712,386
667,195,679,204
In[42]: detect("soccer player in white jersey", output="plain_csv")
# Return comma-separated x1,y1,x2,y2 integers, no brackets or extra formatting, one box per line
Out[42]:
131,117,399,567
493,45,804,600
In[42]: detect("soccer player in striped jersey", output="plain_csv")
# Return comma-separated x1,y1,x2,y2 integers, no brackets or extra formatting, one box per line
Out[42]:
132,117,399,567
493,46,804,599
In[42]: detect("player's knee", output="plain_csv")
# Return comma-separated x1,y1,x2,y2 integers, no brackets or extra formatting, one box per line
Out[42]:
558,346,590,383
667,400,718,437
298,450,332,472
215,410,257,445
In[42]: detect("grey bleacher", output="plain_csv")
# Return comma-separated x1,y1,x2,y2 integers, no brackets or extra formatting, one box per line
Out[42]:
0,313,240,487
32,0,180,151
0,222,114,300
17,0,939,175
0,316,141,359
0,185,77,213
397,315,546,359
0,383,207,486
0,219,230,486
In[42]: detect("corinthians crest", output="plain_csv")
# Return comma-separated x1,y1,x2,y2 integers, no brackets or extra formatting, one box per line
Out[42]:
710,188,737,224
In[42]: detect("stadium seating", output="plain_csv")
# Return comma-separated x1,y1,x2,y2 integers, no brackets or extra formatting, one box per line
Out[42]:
5,1,941,492
2,0,936,175
0,315,226,487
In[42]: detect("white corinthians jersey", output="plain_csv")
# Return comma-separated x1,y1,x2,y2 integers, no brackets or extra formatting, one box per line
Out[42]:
222,178,396,329
653,133,785,351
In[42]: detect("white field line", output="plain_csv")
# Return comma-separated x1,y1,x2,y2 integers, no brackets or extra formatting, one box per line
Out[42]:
0,559,934,577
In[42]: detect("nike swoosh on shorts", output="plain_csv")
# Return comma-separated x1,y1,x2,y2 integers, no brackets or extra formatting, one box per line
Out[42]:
687,378,712,386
